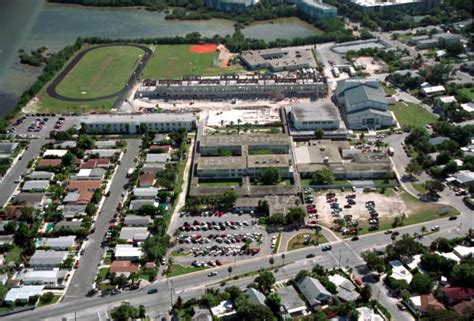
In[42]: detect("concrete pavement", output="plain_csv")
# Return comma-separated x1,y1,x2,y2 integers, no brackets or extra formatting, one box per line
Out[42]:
63,139,141,301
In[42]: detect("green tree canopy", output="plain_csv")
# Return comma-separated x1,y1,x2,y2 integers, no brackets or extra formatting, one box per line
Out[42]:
312,168,335,185
259,167,281,185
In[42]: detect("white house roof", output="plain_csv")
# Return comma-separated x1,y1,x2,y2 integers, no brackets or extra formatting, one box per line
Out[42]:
421,85,446,94
18,268,60,284
5,285,44,303
389,260,413,283
295,276,331,306
95,140,117,148
133,187,158,198
119,227,149,242
129,199,158,211
43,236,76,249
29,250,69,267
43,149,68,157
210,300,236,318
405,254,422,270
454,245,474,258
453,170,474,184
29,171,54,180
114,244,143,259
460,102,474,113
22,180,50,191
145,153,169,164
435,251,461,263
86,149,120,158
356,307,384,321
124,215,152,226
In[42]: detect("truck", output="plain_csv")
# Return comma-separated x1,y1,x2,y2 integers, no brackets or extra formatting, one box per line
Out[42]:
387,147,394,156
126,168,134,177
332,67,340,78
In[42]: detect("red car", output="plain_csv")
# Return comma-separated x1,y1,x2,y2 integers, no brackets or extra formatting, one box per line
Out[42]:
215,260,223,266
74,260,80,269
307,208,317,214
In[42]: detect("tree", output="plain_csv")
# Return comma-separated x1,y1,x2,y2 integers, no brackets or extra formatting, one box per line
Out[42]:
312,168,335,185
254,270,275,294
281,253,286,266
259,167,281,185
294,270,311,283
77,135,95,150
423,180,444,197
410,273,433,294
237,304,275,321
269,257,274,268
221,190,239,208
450,263,474,288
362,251,386,273
61,151,76,167
421,309,466,321
314,129,324,139
227,266,233,278
137,204,160,217
360,285,372,303
110,302,140,321
385,234,426,260
256,200,269,215
265,292,281,313
420,253,456,277
405,160,422,177
4,221,16,234
265,213,286,226
285,207,306,226
445,42,464,56
39,292,55,305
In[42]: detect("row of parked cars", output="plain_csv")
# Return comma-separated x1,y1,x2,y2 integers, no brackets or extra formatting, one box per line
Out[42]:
179,220,254,232
179,210,226,217
177,232,262,246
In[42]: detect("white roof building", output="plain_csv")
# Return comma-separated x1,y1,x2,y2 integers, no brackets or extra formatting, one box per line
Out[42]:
22,180,50,192
454,245,474,259
435,252,461,263
29,171,54,181
129,199,159,212
42,236,76,250
43,149,68,157
452,170,474,185
145,153,169,164
133,187,158,199
119,227,149,243
389,260,413,283
114,244,143,260
86,149,120,158
460,102,474,113
421,85,446,96
210,300,236,318
4,285,44,304
356,307,384,321
405,254,422,270
18,268,62,286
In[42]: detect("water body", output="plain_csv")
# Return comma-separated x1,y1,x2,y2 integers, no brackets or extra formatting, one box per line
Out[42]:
0,3,321,117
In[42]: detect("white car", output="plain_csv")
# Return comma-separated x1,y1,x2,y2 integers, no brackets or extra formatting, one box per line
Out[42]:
208,271,217,277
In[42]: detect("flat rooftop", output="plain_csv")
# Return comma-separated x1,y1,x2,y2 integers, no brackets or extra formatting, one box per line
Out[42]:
351,0,424,7
247,154,290,168
200,134,289,147
240,47,316,69
198,156,246,170
288,101,341,121
81,113,195,124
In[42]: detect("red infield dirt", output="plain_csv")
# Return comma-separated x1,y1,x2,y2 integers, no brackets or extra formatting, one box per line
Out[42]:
189,43,218,53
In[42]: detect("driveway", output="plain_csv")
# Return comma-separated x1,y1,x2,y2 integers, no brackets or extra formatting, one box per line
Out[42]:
63,139,141,301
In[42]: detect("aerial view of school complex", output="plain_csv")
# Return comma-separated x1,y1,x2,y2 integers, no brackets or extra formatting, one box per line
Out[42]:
0,0,472,320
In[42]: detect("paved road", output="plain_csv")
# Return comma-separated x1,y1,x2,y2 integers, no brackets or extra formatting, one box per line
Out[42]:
0,116,61,207
6,209,470,321
63,139,141,301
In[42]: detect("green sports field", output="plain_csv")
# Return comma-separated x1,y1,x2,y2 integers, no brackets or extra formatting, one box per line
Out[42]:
55,45,143,99
142,44,243,79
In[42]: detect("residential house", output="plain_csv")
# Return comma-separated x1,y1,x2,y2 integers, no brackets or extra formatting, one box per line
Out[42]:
142,163,166,174
119,227,149,243
133,187,158,199
36,159,62,169
43,149,68,158
28,171,54,181
73,168,106,180
4,285,44,304
420,83,446,96
434,96,457,116
356,307,384,321
192,307,212,321
245,288,267,306
114,244,143,261
0,142,18,158
29,251,68,269
328,274,360,302
95,140,117,149
11,193,46,209
54,141,77,149
139,173,155,187
452,299,474,318
109,260,139,277
295,276,332,308
129,199,159,212
389,260,413,283
210,300,236,319
63,190,93,205
451,170,474,187
54,220,83,232
86,149,120,159
22,180,50,192
441,287,474,305
42,236,76,250
277,286,309,319
145,153,169,164
428,136,451,146
59,204,88,219
123,215,152,227
79,158,112,170
410,294,445,315
453,245,474,259
17,268,65,287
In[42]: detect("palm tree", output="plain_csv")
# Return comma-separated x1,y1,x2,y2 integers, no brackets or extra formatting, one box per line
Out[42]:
281,253,286,266
269,257,274,269
227,266,233,278
421,226,427,234
237,119,242,132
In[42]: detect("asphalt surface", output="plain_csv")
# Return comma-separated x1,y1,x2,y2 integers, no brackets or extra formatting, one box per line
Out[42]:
46,44,152,102
63,139,141,301
5,209,470,321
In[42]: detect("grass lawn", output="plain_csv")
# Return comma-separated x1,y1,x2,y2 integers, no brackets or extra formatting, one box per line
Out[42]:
273,232,282,254
287,233,328,251
199,179,240,187
167,264,209,277
56,45,143,99
103,250,113,265
6,246,23,265
382,83,396,96
98,268,109,280
397,33,413,43
412,182,428,194
357,188,459,236
136,267,157,282
389,101,437,128
457,87,474,100
37,294,61,307
36,90,115,113
142,45,244,79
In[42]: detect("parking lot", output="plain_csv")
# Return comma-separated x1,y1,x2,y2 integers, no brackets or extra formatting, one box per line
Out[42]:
171,209,273,266
314,190,407,234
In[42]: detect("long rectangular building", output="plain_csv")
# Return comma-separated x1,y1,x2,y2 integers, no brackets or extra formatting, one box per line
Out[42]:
137,75,328,100
199,134,290,156
81,113,196,134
